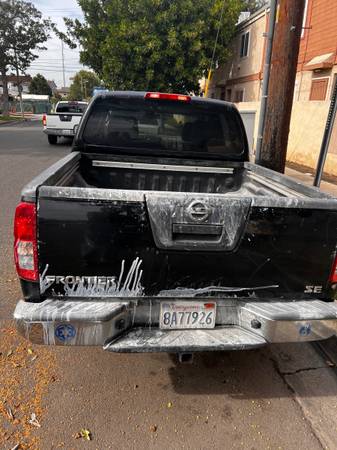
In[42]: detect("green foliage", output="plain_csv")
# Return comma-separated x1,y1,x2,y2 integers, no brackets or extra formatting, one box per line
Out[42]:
0,0,55,113
29,73,52,96
68,70,101,100
242,0,268,13
62,0,245,93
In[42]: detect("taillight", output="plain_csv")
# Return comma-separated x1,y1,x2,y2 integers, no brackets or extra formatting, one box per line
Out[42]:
145,92,191,102
14,202,38,281
42,114,46,126
330,255,337,283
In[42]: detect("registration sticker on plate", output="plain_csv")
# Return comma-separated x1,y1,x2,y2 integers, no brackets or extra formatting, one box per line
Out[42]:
159,302,216,330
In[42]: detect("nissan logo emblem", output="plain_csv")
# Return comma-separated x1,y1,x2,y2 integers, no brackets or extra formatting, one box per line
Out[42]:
187,200,211,222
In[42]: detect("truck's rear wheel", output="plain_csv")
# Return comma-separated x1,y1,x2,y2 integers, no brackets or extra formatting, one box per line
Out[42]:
48,135,57,145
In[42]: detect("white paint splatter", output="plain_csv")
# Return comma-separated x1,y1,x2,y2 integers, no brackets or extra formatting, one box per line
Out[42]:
40,264,54,294
39,258,144,297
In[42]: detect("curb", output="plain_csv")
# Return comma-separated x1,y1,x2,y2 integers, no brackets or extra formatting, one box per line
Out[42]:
0,119,28,126
313,337,337,369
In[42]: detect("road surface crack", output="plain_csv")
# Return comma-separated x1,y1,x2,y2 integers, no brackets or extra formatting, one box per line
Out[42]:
280,366,330,376
270,357,325,450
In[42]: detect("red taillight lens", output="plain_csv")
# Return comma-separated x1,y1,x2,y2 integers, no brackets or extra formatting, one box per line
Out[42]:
145,92,191,102
14,202,38,281
330,256,337,284
42,114,46,126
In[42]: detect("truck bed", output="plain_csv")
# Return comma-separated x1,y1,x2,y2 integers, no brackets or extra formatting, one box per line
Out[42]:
24,151,335,201
21,150,337,301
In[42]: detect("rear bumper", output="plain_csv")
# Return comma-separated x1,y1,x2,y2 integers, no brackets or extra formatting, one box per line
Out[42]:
43,128,75,136
14,298,337,351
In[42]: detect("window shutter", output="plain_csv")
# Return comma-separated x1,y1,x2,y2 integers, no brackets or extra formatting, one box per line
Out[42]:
309,79,328,101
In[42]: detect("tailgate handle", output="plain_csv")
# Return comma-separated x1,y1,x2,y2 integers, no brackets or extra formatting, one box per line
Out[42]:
172,223,222,237
60,115,72,122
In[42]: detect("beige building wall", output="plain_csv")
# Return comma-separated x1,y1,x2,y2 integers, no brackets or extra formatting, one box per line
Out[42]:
237,101,337,177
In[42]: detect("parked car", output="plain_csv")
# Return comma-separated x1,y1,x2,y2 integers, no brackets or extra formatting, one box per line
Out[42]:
42,100,88,145
14,91,337,358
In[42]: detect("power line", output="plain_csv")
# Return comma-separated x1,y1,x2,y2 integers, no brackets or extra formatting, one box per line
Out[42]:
28,68,82,73
29,64,84,69
204,0,226,97
32,59,81,61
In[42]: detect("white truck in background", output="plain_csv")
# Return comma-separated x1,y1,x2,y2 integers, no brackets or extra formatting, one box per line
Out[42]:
42,101,88,145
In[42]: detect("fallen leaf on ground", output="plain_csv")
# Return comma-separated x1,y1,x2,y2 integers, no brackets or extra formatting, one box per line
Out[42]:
28,412,41,428
11,445,20,450
27,348,33,355
75,428,92,441
6,349,13,357
6,404,14,420
149,425,157,432
167,401,173,408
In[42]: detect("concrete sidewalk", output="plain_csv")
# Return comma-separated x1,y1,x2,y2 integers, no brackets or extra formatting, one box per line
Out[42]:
285,166,337,197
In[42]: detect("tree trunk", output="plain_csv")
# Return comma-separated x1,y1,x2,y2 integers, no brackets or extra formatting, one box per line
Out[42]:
1,66,9,116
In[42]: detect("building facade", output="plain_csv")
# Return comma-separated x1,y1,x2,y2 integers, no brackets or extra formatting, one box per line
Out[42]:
0,75,32,97
208,0,337,177
209,0,337,105
209,7,267,102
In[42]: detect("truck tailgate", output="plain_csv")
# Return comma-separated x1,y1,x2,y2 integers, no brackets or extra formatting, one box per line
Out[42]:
37,186,337,299
46,114,82,128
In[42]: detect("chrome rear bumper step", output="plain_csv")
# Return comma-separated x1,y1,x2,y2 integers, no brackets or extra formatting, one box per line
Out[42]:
104,327,266,353
14,298,337,349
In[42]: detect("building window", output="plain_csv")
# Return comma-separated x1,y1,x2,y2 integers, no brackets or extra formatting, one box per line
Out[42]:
234,90,244,103
240,32,250,58
309,78,329,101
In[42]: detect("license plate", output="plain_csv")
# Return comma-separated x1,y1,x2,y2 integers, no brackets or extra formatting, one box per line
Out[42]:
159,302,216,329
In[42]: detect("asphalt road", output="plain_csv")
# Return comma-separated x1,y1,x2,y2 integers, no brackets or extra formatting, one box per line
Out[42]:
1,121,337,450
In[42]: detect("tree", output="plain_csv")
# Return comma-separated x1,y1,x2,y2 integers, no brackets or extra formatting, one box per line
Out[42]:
0,1,54,115
242,0,267,13
68,70,101,100
61,0,244,94
29,73,52,96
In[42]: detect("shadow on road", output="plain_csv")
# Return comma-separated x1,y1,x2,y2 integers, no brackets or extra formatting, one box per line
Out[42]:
164,347,337,398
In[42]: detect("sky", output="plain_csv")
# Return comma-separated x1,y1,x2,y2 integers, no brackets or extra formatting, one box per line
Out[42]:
28,0,86,88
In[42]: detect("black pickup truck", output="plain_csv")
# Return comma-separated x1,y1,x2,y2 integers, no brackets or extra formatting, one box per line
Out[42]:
14,91,337,355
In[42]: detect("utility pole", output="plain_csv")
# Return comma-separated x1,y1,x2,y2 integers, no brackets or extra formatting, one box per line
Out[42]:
259,0,306,173
61,41,66,88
